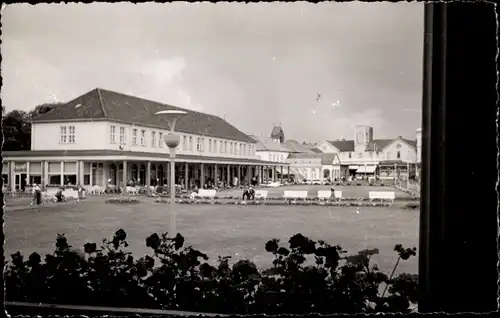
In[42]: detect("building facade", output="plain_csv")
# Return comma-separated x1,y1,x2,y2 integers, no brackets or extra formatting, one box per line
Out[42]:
2,88,289,192
315,125,418,179
249,125,293,181
286,153,342,182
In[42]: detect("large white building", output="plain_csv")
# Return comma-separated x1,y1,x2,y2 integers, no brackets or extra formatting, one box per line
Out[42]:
2,88,290,192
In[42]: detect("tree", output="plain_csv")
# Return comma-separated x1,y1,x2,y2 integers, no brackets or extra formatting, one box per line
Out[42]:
2,110,31,151
2,103,59,151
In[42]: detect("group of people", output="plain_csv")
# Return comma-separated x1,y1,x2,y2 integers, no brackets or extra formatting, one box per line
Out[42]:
29,184,85,207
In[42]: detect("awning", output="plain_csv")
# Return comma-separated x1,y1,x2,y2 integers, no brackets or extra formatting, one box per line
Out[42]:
348,165,359,170
357,166,377,173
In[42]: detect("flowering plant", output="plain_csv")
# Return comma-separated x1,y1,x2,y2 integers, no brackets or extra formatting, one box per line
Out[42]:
105,197,141,204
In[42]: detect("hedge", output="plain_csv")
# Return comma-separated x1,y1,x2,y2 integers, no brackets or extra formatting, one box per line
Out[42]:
5,229,418,314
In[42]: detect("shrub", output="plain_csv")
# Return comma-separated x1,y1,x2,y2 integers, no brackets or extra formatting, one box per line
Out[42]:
4,229,418,314
105,197,141,204
403,202,420,210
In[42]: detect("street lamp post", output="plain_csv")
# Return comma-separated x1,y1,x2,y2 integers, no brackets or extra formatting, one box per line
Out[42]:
155,110,188,236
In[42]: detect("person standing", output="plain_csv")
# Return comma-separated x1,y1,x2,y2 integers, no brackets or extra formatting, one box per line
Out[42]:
30,183,42,206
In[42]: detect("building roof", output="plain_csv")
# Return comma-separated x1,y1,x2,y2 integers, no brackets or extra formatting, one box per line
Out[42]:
31,88,256,143
287,153,324,159
270,126,285,143
283,140,317,153
249,135,291,152
310,147,323,153
327,140,356,152
327,137,417,152
320,153,339,165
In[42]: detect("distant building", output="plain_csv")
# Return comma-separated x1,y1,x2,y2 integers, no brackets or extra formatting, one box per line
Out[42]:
286,152,342,182
314,125,418,179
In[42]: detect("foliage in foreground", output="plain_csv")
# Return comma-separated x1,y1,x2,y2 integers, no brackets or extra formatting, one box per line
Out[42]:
5,230,418,314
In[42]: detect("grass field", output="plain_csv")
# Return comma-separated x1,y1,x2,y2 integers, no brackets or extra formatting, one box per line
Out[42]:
4,185,419,276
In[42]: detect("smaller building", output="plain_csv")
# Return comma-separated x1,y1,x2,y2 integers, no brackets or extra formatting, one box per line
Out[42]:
286,152,342,182
249,124,293,181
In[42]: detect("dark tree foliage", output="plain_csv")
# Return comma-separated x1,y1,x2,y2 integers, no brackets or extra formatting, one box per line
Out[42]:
2,103,59,151
5,229,418,314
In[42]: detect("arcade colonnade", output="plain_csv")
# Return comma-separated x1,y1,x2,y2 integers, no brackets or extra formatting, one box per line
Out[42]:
2,159,291,193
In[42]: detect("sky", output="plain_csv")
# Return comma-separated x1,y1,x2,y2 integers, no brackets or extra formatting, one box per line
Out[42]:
1,2,424,142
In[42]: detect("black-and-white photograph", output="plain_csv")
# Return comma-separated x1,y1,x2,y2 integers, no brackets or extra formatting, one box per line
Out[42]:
2,2,424,315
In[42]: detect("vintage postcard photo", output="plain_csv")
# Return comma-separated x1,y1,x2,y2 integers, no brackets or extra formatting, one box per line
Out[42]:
1,2,423,315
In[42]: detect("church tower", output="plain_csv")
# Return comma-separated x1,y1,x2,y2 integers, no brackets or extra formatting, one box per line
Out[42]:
270,123,285,144
354,125,373,153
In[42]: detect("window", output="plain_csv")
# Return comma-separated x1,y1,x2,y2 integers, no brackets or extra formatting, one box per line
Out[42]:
240,144,243,155
214,140,217,153
183,136,187,150
68,126,75,143
151,131,157,147
230,142,233,154
60,126,67,143
220,140,223,153
209,139,212,152
120,127,126,144
201,138,205,152
60,125,76,144
356,152,363,158
197,138,201,151
189,136,193,150
110,125,116,143
268,154,272,161
397,151,401,159
159,132,164,148
348,152,352,158
132,129,137,145
243,144,247,156
140,130,146,146
224,141,228,153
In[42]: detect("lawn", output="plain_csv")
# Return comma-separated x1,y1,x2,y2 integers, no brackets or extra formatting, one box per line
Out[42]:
4,188,419,277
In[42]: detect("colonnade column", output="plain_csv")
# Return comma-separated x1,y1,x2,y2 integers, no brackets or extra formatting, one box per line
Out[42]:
10,161,15,192
26,162,30,186
287,166,291,182
214,163,218,184
247,165,252,184
237,165,241,186
200,163,205,188
280,166,284,183
272,166,276,182
226,164,230,186
60,162,65,186
145,162,151,195
122,161,128,187
42,161,48,188
184,163,189,189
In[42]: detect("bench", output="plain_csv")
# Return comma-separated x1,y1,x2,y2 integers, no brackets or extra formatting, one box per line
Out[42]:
85,185,105,195
63,189,79,199
369,191,396,203
254,190,268,200
317,190,343,201
126,186,138,196
191,189,217,199
283,190,308,201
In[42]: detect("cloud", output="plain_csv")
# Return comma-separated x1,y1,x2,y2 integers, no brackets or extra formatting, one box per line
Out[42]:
132,57,204,112
332,108,388,138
